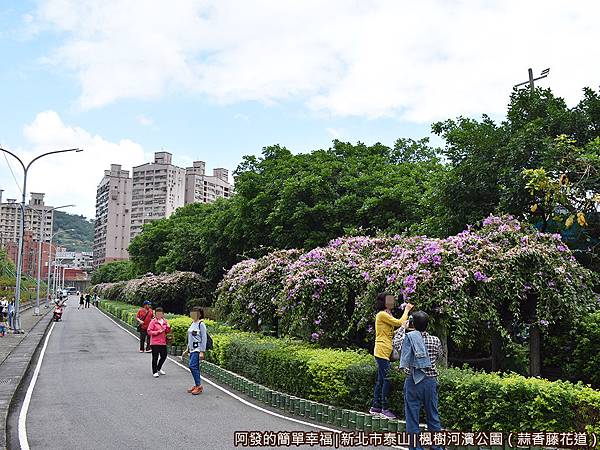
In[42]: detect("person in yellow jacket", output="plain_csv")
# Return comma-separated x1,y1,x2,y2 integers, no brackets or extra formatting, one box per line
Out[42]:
370,292,413,419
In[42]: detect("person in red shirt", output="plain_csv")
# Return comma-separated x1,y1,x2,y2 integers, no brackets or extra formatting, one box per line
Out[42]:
135,301,154,353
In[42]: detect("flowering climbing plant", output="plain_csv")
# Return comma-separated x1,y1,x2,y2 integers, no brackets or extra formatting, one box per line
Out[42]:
216,216,599,348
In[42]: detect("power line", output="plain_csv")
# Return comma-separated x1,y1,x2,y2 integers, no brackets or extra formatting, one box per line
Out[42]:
1,144,24,196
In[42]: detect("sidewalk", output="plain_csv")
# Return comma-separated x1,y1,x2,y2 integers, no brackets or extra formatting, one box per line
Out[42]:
0,304,48,366
0,303,53,450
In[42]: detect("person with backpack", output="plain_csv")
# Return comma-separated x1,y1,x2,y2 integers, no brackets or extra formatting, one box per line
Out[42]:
135,301,154,353
146,307,171,378
181,307,208,395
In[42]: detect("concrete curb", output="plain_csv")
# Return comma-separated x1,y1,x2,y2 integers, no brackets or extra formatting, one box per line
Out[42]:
0,309,53,450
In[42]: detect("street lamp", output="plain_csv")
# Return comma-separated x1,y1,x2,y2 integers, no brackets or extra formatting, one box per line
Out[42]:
35,205,75,314
0,147,83,332
514,67,550,93
45,229,74,307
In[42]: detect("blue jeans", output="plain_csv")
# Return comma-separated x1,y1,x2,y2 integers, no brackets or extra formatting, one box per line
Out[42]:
372,357,391,410
404,376,443,450
189,351,202,386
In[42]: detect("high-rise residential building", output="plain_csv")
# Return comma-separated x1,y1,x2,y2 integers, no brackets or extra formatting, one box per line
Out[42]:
93,164,132,267
130,152,186,239
0,190,53,245
184,161,233,204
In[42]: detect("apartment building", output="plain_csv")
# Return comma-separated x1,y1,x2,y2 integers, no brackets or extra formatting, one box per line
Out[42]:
56,251,94,271
184,161,232,204
0,190,53,245
130,152,186,239
93,164,132,267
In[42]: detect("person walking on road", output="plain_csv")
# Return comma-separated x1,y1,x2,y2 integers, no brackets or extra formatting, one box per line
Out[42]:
181,307,207,395
135,301,154,353
79,293,84,309
147,307,171,378
370,292,413,419
85,293,91,308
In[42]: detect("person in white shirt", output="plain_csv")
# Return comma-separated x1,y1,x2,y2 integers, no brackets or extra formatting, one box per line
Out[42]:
181,307,207,395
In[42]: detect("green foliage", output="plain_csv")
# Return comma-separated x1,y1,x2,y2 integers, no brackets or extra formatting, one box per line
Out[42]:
430,87,600,265
544,311,600,388
128,140,445,286
0,248,15,276
91,260,137,284
100,299,600,436
52,210,94,252
168,316,193,346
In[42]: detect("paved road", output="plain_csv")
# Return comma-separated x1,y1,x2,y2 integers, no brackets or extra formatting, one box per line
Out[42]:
17,296,383,450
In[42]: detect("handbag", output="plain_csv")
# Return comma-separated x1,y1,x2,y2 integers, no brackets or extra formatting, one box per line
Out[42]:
137,310,151,332
390,347,400,362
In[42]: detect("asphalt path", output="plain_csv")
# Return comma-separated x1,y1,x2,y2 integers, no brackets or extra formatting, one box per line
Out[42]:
15,296,385,450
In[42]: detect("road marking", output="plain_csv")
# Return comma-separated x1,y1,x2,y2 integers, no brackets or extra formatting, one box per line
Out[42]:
18,321,56,450
98,308,408,448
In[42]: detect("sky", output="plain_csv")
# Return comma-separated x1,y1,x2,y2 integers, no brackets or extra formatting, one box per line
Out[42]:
0,0,599,219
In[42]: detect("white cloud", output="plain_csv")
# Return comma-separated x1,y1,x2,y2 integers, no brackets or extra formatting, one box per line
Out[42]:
31,0,600,121
137,115,154,126
0,111,147,218
326,128,343,139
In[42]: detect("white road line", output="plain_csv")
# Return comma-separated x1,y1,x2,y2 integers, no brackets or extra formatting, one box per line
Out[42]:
18,321,56,450
98,308,408,448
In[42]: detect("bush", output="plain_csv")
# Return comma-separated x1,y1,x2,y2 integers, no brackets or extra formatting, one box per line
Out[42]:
94,271,211,314
217,216,599,352
101,299,600,438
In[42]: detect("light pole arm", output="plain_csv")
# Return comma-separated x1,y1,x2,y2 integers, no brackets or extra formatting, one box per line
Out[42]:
26,148,82,171
0,147,26,172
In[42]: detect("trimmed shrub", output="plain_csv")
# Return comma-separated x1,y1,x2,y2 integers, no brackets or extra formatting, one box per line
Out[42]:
101,299,600,439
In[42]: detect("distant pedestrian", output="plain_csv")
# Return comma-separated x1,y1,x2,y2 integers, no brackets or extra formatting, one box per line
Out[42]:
93,293,99,307
135,301,154,353
181,307,207,395
147,307,171,378
85,293,90,308
7,300,14,331
0,297,6,323
79,293,84,309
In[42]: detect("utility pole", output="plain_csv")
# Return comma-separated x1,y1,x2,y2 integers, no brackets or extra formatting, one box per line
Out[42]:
514,67,550,92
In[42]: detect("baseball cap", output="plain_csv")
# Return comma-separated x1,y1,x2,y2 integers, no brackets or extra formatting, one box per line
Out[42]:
143,300,151,305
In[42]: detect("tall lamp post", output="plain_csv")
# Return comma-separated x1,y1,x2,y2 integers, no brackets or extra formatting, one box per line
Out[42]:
35,205,75,314
45,230,74,307
0,147,82,332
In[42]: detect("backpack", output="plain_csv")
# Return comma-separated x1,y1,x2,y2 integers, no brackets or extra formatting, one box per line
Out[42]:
205,332,213,351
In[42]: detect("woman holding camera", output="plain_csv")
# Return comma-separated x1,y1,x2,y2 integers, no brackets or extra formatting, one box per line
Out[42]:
181,307,207,395
370,292,413,419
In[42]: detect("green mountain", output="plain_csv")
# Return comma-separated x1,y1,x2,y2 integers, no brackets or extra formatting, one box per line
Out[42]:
52,210,94,252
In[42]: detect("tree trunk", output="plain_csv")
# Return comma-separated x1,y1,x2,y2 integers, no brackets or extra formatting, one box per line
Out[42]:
434,322,448,368
491,331,502,372
529,324,542,376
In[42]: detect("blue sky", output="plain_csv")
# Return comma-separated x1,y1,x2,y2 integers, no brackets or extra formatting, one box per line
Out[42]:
0,0,598,218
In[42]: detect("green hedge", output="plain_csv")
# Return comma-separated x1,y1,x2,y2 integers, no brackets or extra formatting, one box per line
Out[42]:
100,300,600,440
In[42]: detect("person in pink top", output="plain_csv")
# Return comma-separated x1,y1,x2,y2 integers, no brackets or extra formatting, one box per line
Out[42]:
146,307,171,378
